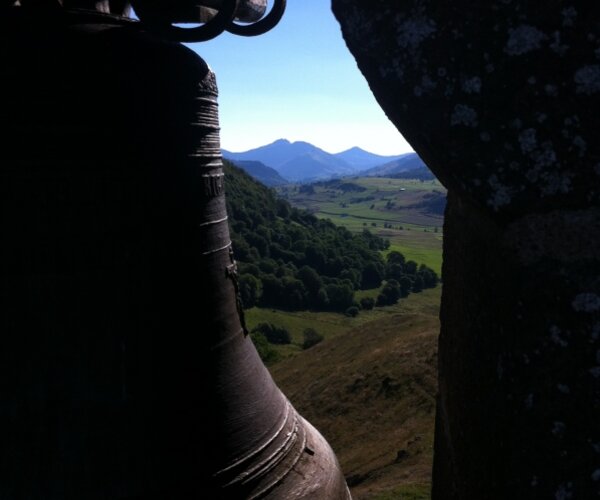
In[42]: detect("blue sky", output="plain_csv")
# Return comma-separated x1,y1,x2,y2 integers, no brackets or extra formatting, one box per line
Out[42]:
187,0,413,155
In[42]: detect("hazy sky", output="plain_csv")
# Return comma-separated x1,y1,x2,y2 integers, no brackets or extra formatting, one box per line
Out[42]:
187,0,413,156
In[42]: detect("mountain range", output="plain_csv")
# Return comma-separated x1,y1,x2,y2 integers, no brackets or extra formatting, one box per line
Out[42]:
222,139,428,184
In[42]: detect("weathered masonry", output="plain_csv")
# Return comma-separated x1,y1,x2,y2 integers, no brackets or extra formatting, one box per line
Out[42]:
333,1,600,498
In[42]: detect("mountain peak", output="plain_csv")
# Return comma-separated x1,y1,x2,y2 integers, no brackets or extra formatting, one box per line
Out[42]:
270,138,291,146
221,139,414,182
339,146,370,154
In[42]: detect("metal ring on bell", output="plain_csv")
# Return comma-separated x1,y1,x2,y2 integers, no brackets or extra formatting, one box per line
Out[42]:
130,0,239,43
226,0,285,37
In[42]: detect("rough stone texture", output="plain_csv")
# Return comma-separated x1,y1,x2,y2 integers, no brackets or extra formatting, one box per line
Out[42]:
333,1,600,498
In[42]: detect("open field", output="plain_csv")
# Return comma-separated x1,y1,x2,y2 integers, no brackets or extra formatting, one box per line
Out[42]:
267,287,441,499
248,176,445,498
245,285,441,356
278,177,445,274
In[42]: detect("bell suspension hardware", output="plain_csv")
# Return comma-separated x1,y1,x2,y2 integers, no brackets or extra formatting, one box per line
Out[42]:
130,0,287,42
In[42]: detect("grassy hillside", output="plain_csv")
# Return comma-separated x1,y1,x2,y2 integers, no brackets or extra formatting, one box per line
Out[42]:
269,287,440,499
224,162,438,317
225,164,443,498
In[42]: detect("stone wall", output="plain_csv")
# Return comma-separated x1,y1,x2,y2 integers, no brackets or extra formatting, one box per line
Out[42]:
332,1,600,497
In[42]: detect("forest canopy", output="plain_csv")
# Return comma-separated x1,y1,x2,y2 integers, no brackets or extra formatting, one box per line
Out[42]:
224,160,438,312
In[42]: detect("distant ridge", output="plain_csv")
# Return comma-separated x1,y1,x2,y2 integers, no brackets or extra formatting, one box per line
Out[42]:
390,166,436,181
333,146,408,170
222,139,415,182
277,151,356,182
225,159,288,187
363,152,427,177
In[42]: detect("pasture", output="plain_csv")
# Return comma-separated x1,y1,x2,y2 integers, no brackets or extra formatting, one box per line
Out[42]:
278,176,445,274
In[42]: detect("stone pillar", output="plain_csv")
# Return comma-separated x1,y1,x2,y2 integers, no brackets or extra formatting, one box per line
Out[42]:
333,1,600,498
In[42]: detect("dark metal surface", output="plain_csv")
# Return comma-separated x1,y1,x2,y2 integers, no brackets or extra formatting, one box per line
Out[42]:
0,9,350,498
226,0,285,37
130,0,286,41
130,0,239,42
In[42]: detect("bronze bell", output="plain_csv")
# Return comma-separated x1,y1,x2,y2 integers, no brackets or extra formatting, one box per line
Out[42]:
0,3,350,498
130,0,267,23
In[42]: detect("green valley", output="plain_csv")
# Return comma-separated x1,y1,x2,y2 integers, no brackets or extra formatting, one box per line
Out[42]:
278,177,445,275
224,161,443,499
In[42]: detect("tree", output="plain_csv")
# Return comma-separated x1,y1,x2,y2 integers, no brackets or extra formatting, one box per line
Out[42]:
412,275,424,293
399,276,413,298
404,260,418,275
252,323,291,345
276,198,291,218
302,328,324,349
376,279,402,306
315,287,330,309
345,306,359,317
250,332,281,364
239,274,262,309
418,264,439,288
386,250,406,265
260,274,284,308
298,265,323,297
325,283,354,311
361,261,385,289
339,268,361,290
386,262,405,281
305,245,326,272
281,276,307,310
360,297,375,310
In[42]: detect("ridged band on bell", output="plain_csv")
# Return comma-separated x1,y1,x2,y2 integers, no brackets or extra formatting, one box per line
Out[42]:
190,53,351,500
0,8,349,498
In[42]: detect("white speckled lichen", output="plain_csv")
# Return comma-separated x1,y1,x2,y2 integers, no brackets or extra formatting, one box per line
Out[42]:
395,12,436,48
561,6,578,27
574,65,600,94
555,482,574,500
487,174,513,210
462,76,482,94
451,104,478,127
518,128,537,153
552,421,566,437
572,293,600,312
505,25,547,55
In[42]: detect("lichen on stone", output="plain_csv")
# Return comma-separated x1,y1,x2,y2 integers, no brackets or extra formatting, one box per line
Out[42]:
552,421,566,437
394,11,436,49
450,104,478,127
487,174,513,210
540,170,572,196
505,25,547,56
572,136,587,157
518,128,537,153
572,293,600,312
550,325,568,347
555,482,574,500
574,65,600,95
561,6,578,27
462,76,482,94
544,83,559,96
550,31,569,56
